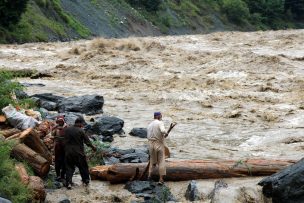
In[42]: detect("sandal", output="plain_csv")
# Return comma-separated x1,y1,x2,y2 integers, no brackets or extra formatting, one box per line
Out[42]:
157,181,164,185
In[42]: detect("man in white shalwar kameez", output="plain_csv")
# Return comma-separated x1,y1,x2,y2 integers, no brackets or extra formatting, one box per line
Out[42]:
147,112,167,184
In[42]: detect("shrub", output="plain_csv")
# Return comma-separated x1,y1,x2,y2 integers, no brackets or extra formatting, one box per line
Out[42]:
0,141,32,202
221,0,250,24
0,70,35,110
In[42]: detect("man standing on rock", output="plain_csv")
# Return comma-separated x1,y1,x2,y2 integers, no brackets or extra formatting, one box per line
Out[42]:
52,115,67,181
64,117,96,189
147,112,176,185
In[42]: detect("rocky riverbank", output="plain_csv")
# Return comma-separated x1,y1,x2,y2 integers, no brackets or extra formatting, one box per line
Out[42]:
1,29,304,202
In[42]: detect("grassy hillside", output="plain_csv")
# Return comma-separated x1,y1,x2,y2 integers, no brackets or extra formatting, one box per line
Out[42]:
0,0,303,43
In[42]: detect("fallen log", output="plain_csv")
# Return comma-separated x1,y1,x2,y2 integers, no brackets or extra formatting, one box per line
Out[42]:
0,128,21,138
11,143,50,177
0,115,6,123
15,163,46,202
15,163,30,185
6,128,32,141
90,159,296,184
28,176,46,201
23,129,52,163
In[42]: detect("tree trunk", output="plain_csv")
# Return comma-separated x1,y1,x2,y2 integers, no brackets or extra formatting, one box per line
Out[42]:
6,128,32,141
90,159,296,184
28,176,46,202
23,129,52,163
15,163,30,185
0,128,21,138
11,143,50,177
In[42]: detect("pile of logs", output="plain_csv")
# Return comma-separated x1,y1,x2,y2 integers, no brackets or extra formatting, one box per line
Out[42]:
0,119,54,202
0,128,51,177
90,159,297,184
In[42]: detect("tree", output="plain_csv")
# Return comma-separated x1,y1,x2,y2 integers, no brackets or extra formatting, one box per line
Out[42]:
0,0,29,27
221,0,250,24
285,0,304,20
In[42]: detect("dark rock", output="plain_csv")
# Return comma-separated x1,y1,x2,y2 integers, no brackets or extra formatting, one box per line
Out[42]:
89,116,124,136
15,90,29,99
58,198,71,203
258,158,304,203
48,112,85,126
31,93,64,103
103,156,120,165
125,181,175,203
114,148,135,155
30,71,53,79
58,94,104,115
185,180,200,201
0,197,12,203
40,100,57,111
102,136,114,142
120,152,148,163
21,82,45,87
129,128,147,138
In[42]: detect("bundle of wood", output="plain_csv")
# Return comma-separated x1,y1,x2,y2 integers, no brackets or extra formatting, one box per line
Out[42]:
0,126,52,177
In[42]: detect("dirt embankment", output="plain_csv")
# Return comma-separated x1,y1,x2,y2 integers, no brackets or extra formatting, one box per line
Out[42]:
0,29,304,202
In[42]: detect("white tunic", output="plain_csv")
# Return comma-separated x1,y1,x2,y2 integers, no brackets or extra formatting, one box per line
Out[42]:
147,119,166,144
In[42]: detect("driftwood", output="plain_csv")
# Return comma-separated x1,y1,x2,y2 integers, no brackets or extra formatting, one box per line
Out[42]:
90,159,296,184
11,143,50,177
15,163,46,201
23,129,52,163
0,128,21,138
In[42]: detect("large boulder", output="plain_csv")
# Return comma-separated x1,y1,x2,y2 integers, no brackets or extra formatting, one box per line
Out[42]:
258,158,304,203
89,116,124,136
47,112,85,126
129,128,147,138
125,181,175,202
58,95,104,115
31,93,64,111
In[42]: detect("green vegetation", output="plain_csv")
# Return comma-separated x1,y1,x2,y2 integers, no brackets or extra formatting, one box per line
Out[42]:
0,0,303,43
85,141,110,167
0,141,32,203
0,70,35,110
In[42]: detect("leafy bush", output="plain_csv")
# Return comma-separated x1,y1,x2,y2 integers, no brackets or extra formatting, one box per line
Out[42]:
85,141,110,167
221,0,250,24
0,70,35,111
0,0,29,27
0,141,32,202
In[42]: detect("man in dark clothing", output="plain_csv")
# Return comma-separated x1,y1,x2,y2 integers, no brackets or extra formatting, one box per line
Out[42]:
52,115,67,181
64,117,96,189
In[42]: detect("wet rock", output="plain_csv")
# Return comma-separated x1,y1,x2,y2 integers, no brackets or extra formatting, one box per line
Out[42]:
115,148,135,155
185,180,200,201
31,93,64,103
0,197,12,203
125,181,175,202
258,158,304,203
58,94,104,115
208,180,228,200
30,71,53,79
103,156,120,165
40,100,57,111
89,116,124,136
15,90,29,99
120,152,149,163
129,128,147,138
21,82,45,87
102,135,114,142
58,198,71,203
48,112,85,126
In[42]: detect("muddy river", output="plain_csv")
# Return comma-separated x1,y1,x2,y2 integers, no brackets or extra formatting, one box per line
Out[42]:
1,29,304,202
